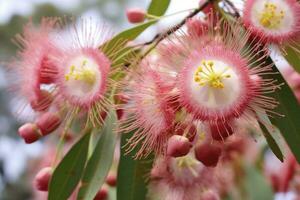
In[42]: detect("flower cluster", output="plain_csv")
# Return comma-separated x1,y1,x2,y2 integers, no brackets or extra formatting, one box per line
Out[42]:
120,15,280,163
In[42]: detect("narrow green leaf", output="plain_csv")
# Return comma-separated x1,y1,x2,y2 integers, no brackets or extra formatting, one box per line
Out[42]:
117,131,154,200
147,0,170,16
283,46,300,73
77,110,118,200
104,20,158,52
243,164,274,200
265,57,300,163
102,0,170,64
255,109,284,162
48,132,91,200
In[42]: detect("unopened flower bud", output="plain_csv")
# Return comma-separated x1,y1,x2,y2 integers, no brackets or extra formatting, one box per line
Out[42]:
195,142,222,167
94,185,108,200
106,172,117,187
126,8,146,23
18,123,42,144
34,167,53,191
167,135,192,157
210,122,234,141
36,112,61,136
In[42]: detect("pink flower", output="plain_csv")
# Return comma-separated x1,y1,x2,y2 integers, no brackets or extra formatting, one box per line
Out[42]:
42,18,120,127
243,0,300,44
148,154,223,200
158,18,280,142
10,18,59,112
119,61,176,158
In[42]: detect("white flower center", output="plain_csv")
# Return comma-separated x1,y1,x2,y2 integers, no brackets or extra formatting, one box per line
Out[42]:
64,55,102,98
251,0,294,34
189,59,241,109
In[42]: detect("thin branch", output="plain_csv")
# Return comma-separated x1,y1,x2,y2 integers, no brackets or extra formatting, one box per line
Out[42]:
142,0,213,46
127,0,213,66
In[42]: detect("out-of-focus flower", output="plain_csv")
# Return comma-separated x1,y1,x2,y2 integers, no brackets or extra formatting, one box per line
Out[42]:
243,0,300,47
147,154,228,200
9,18,59,112
119,62,176,158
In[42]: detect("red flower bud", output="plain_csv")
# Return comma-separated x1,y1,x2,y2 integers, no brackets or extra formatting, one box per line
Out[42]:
36,112,61,136
106,172,117,187
167,135,192,157
209,122,234,141
195,142,222,167
18,123,42,144
34,167,53,191
126,8,146,23
94,186,108,200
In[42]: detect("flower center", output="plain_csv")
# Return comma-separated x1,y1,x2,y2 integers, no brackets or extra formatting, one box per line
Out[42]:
259,3,284,29
193,60,231,89
65,59,96,86
176,156,199,177
62,55,103,99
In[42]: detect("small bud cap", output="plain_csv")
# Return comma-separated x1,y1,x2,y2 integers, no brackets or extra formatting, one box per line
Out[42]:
18,123,41,144
94,186,108,200
34,167,53,191
126,8,146,23
195,143,222,167
210,122,234,141
106,172,117,187
167,135,192,157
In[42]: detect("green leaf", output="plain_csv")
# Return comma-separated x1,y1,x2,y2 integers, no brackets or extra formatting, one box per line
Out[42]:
104,20,158,53
255,109,284,162
283,46,300,73
266,57,300,163
243,164,274,200
102,0,170,66
48,132,91,200
117,131,154,200
147,0,170,16
77,110,118,200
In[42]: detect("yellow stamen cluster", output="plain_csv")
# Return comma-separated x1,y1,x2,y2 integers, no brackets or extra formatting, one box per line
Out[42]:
259,3,284,29
194,60,231,89
65,60,96,86
176,156,199,177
